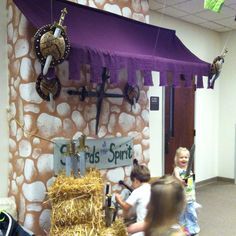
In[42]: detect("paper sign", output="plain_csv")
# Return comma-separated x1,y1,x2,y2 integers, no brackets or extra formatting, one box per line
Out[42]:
53,137,133,174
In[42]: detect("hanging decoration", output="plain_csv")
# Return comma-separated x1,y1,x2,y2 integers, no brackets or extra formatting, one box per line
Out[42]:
124,84,140,107
34,7,70,73
35,68,61,101
204,0,225,13
34,7,70,101
208,49,228,89
34,24,70,69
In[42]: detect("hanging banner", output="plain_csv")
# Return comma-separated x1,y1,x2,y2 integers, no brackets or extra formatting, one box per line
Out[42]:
204,0,225,13
53,137,133,174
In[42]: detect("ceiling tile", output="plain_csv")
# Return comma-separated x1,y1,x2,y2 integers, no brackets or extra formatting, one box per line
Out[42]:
224,0,236,5
174,0,205,14
179,15,207,25
226,3,236,10
155,0,188,6
160,6,189,18
149,0,166,10
149,0,236,33
199,21,227,30
214,16,236,28
195,6,235,21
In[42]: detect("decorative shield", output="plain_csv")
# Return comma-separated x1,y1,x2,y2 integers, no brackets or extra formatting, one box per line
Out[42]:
36,73,61,101
34,24,70,67
124,83,140,105
208,49,228,88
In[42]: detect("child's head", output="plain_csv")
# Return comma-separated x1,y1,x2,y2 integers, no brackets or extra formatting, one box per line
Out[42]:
174,147,190,168
130,163,150,187
145,175,186,233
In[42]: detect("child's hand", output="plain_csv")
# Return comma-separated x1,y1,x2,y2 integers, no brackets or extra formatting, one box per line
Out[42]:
181,179,188,186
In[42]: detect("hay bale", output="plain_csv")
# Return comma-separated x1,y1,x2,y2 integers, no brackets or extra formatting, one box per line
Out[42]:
48,169,103,231
48,169,103,203
48,169,127,235
50,219,127,236
50,224,100,236
100,219,127,236
51,196,102,226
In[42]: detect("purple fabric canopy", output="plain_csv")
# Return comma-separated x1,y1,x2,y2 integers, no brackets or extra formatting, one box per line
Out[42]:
13,0,210,88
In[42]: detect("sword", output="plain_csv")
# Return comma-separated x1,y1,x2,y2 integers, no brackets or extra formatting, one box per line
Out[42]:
185,143,195,179
118,180,133,193
77,134,89,177
43,8,67,76
95,68,109,135
104,182,115,227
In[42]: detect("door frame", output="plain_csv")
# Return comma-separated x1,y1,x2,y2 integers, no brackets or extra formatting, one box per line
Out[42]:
161,87,165,176
163,85,195,174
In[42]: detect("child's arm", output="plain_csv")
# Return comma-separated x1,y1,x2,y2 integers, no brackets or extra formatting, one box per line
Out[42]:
127,221,147,234
115,193,132,212
173,168,186,185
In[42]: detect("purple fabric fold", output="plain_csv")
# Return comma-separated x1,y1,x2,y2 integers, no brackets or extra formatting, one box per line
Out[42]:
173,72,180,87
197,75,204,88
143,70,153,86
13,0,211,88
184,73,193,87
159,71,168,87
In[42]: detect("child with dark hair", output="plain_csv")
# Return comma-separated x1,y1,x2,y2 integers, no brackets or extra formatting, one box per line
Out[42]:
127,175,187,236
115,162,151,236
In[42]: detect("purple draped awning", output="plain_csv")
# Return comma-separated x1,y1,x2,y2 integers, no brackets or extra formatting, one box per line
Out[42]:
13,0,211,88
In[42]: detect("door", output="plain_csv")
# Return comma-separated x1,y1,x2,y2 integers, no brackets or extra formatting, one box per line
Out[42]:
164,85,195,174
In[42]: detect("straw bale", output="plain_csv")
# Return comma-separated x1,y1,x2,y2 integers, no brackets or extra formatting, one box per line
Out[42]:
50,220,127,236
50,223,100,236
99,219,127,236
48,169,127,236
48,169,103,203
51,196,103,226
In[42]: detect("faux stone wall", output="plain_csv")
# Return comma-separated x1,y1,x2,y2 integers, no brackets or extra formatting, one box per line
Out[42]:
7,0,150,234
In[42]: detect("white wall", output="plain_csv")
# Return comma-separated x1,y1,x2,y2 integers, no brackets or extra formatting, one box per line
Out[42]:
218,31,236,179
148,72,164,177
149,11,221,182
0,0,9,197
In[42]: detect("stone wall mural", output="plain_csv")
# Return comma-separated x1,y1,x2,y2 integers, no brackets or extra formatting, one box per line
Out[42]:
7,0,150,234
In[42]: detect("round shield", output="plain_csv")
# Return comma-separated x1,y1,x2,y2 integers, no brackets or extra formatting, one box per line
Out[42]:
36,74,61,101
124,83,140,105
34,24,70,67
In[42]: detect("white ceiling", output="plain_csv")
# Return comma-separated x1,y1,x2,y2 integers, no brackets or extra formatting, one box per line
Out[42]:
149,0,236,32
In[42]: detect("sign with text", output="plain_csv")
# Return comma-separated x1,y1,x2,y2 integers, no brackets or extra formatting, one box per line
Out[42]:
54,137,133,174
150,96,159,111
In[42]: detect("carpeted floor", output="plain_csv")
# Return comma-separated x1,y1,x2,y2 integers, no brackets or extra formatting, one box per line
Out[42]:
196,181,236,236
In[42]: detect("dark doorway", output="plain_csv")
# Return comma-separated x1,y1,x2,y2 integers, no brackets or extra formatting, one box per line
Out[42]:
164,83,195,174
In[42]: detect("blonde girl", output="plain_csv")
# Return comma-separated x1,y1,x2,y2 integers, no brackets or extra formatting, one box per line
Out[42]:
173,147,200,236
